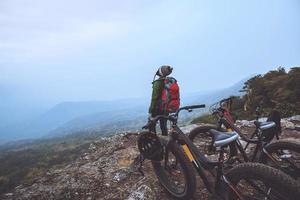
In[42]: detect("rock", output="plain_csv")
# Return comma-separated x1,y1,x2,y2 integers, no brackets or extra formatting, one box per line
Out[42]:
126,185,155,200
180,124,199,134
3,122,299,200
83,155,90,160
287,115,300,121
238,138,253,153
281,119,295,129
236,115,300,130
88,143,97,151
113,169,129,182
236,120,254,127
115,147,139,168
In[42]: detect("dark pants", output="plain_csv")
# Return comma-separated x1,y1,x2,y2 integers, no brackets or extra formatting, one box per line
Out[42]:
149,114,168,136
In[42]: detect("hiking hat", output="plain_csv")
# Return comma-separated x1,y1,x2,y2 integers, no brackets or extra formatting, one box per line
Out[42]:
156,65,173,77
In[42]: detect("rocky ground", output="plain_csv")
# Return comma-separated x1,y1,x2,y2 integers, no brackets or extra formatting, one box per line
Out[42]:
2,116,300,200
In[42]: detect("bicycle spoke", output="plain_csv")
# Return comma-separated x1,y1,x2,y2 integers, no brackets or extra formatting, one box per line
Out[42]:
161,151,187,194
269,149,300,178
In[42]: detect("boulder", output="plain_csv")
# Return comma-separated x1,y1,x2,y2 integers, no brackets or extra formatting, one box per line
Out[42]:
126,185,155,200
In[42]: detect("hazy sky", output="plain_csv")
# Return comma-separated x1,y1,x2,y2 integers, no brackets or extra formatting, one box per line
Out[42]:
1,0,299,106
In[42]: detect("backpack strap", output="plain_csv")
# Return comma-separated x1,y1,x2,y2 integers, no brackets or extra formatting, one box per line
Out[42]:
152,77,166,84
166,76,176,81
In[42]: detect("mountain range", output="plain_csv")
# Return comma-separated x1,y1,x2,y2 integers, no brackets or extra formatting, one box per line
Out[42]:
0,77,247,144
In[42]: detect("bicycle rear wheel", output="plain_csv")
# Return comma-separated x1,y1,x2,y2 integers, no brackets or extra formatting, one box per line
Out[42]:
188,126,237,162
260,140,300,180
151,141,196,199
225,163,300,200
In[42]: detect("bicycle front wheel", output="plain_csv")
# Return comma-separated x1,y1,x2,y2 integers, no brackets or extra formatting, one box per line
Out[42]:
225,163,300,200
152,141,196,199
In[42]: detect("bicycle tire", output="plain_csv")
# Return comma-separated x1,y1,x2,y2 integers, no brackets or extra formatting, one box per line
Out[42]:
188,125,218,141
188,126,237,161
225,162,300,200
151,141,196,199
260,139,300,180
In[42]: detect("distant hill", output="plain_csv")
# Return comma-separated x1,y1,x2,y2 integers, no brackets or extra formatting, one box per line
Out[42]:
0,99,147,143
44,77,246,139
48,107,147,138
179,77,248,119
28,99,147,136
0,77,246,143
183,77,247,104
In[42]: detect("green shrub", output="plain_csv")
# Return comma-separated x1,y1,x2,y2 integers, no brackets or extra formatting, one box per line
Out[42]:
191,113,218,124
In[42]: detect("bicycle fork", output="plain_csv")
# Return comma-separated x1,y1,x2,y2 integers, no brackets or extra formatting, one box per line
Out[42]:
181,143,214,193
182,144,200,168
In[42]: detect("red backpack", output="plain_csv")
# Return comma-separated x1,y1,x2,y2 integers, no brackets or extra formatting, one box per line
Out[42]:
160,77,180,113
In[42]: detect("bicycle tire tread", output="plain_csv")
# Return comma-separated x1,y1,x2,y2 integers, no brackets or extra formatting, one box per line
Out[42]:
152,141,196,199
226,162,300,200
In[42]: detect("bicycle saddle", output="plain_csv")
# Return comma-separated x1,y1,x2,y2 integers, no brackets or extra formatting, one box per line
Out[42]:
209,129,238,147
256,121,276,130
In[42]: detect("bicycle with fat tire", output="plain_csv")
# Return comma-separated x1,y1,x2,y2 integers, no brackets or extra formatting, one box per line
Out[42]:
138,104,300,199
188,97,300,180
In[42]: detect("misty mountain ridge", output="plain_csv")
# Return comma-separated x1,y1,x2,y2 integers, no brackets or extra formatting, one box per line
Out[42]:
0,77,247,144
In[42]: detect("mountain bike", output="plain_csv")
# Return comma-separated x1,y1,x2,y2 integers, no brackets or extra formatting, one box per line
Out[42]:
139,105,300,199
188,97,300,180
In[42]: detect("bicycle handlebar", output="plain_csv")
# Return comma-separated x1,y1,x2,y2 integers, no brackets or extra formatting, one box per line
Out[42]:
209,97,234,114
176,104,205,115
142,104,206,129
219,97,233,105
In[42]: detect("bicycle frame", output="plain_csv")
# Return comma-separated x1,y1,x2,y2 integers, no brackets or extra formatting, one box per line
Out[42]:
169,124,215,193
144,105,298,199
215,104,283,167
218,117,262,162
171,124,247,199
158,109,246,199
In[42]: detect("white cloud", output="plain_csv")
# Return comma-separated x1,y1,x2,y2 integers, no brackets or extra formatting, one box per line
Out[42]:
3,21,131,61
0,0,135,62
